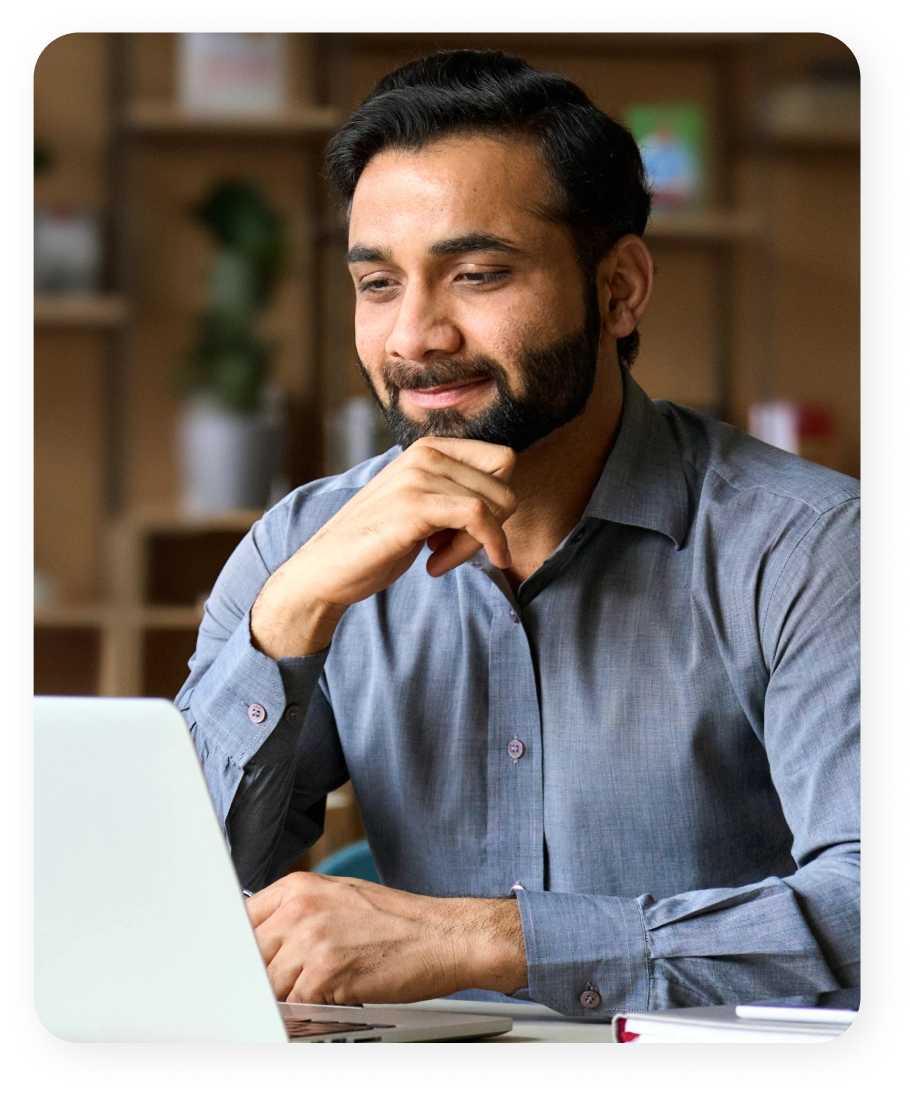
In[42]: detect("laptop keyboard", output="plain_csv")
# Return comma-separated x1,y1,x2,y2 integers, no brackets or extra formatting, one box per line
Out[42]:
284,1017,396,1042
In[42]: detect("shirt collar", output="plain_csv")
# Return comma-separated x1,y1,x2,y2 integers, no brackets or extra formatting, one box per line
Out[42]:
583,369,691,550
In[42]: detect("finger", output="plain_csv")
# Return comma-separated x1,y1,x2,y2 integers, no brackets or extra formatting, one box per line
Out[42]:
398,458,517,524
254,918,287,967
409,436,517,482
426,528,457,554
427,529,492,575
414,494,511,572
246,881,289,929
266,943,307,1003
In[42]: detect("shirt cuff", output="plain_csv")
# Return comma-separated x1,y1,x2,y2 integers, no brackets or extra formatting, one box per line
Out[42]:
514,888,650,1016
188,609,330,768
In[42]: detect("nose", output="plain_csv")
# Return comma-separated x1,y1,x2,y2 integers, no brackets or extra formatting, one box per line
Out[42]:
384,280,461,362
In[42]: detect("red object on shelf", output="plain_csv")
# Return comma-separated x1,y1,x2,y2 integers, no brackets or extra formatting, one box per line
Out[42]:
796,404,833,439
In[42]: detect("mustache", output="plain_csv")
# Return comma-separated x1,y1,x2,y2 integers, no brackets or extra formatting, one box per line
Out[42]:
380,355,506,393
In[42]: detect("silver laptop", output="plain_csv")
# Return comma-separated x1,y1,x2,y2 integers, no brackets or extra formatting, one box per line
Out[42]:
34,696,512,1043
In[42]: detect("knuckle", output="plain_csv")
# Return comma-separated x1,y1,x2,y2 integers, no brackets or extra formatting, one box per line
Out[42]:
404,466,434,490
285,894,312,919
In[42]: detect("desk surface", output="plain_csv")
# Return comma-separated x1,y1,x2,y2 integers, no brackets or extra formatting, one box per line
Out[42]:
399,998,616,1043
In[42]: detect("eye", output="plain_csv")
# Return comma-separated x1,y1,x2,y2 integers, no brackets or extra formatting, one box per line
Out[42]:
358,276,396,296
456,270,510,286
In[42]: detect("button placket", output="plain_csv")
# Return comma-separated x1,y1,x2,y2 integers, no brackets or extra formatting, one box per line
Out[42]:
486,582,544,893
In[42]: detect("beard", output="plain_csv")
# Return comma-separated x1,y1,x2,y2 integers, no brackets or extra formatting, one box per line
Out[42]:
357,284,602,453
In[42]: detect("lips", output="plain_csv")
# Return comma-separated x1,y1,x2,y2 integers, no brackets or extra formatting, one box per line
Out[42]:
402,376,494,410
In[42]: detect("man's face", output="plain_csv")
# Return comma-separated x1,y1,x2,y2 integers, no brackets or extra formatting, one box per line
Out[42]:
347,135,603,452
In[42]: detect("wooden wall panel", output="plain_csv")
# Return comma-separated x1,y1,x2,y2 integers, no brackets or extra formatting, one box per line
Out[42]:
34,330,106,602
634,247,717,409
770,153,860,476
34,33,110,211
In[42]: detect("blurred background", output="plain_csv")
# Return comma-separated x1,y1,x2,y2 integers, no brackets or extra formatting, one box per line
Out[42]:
34,32,859,859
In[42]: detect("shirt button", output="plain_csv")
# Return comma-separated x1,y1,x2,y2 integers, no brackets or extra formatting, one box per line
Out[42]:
507,738,525,760
508,608,519,623
570,530,585,545
247,703,266,724
285,704,301,723
579,988,602,1010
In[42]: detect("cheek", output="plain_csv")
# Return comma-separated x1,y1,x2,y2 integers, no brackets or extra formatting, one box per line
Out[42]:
354,307,388,365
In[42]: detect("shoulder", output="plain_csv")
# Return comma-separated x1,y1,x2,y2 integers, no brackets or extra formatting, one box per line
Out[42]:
654,400,859,629
655,399,859,518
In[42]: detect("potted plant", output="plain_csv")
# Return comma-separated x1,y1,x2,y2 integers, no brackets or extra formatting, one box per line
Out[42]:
175,180,287,513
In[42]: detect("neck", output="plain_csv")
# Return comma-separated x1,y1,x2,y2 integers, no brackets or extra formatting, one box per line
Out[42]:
501,357,624,589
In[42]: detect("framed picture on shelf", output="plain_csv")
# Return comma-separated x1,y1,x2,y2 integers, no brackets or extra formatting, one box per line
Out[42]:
624,102,706,211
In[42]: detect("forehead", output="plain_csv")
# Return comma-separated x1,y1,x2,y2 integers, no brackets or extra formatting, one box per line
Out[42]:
348,134,559,246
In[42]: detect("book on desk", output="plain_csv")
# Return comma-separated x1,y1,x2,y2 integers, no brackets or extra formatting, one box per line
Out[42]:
613,988,859,1043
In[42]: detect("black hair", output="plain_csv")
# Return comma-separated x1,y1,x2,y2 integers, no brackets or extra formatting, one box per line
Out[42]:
324,49,652,368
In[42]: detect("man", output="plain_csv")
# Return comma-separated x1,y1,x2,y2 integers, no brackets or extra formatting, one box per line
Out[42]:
177,51,859,1018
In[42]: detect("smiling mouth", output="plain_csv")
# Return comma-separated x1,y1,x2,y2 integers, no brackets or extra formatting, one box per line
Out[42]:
402,376,494,410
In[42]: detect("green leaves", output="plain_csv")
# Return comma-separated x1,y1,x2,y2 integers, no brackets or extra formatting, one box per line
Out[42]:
194,181,284,307
176,181,285,413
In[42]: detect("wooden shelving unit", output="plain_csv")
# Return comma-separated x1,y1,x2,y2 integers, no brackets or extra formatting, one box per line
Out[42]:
34,510,260,699
34,31,858,878
34,293,129,328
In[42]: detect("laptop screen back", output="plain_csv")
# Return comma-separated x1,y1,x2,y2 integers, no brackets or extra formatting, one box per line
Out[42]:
34,696,286,1042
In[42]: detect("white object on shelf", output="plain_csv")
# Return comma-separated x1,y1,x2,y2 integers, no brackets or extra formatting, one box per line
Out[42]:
34,209,103,295
177,33,289,116
325,395,388,475
760,79,860,142
177,392,283,515
748,401,800,455
34,568,59,610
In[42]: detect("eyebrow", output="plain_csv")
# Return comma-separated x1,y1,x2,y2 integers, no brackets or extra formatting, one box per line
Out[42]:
429,233,523,259
345,233,523,266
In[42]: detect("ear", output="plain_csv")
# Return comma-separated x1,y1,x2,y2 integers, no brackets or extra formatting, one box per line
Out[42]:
595,235,654,341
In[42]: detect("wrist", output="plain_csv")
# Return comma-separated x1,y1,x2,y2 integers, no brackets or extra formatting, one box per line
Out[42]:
445,897,528,996
250,579,347,659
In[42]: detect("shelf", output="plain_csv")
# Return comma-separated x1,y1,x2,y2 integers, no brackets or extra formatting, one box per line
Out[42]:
35,604,112,628
125,102,343,137
121,508,265,534
34,604,205,630
645,211,760,243
763,123,860,150
138,606,204,629
34,294,129,329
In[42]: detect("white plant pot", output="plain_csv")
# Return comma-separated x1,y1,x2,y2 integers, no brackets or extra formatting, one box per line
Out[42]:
177,394,280,514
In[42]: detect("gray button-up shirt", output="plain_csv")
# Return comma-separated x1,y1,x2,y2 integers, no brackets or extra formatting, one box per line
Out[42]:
177,371,860,1017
